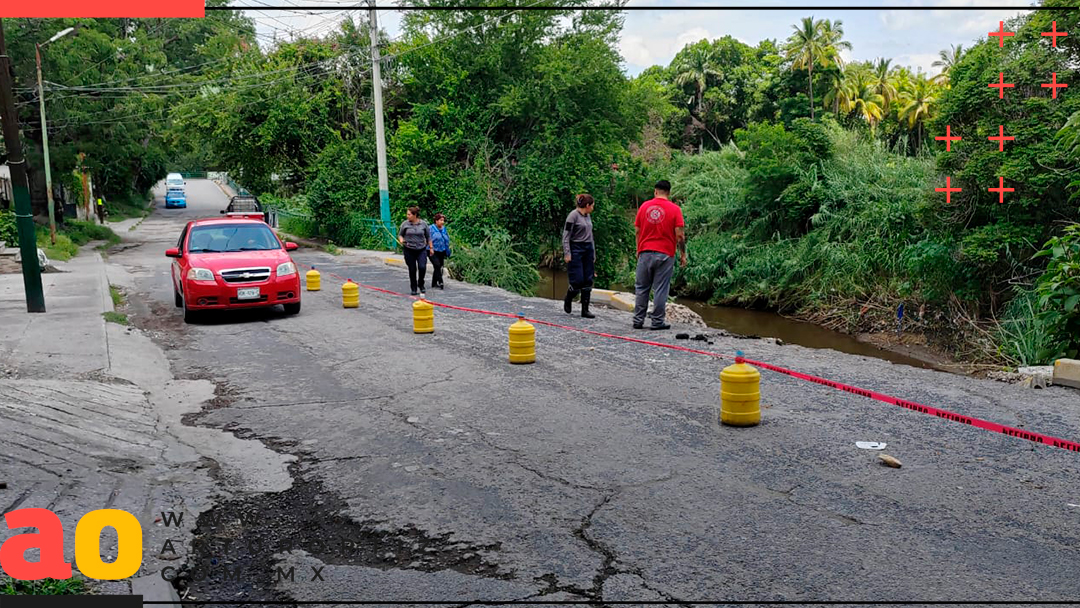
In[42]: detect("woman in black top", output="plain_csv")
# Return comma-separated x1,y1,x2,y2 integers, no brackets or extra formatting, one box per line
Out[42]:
398,206,433,296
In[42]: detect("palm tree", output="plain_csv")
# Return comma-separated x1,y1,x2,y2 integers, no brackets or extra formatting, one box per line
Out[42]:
898,74,939,148
819,19,852,66
823,70,852,116
931,44,964,85
872,58,898,113
848,66,885,128
673,42,719,118
673,42,720,152
784,17,851,120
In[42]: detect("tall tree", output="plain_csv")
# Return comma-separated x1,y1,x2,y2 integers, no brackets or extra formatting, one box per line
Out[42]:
672,41,719,152
872,57,897,112
897,73,937,148
783,17,850,120
931,43,964,85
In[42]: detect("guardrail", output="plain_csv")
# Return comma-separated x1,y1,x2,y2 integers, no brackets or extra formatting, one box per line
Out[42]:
215,171,396,249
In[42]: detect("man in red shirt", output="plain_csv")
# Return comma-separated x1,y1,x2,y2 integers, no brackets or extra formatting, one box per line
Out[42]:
632,180,686,330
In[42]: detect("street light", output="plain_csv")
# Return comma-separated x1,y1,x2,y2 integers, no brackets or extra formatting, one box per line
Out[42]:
36,26,75,245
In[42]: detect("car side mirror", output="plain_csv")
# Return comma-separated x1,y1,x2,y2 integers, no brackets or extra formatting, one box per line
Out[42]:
219,210,225,214
165,248,181,258
284,242,299,251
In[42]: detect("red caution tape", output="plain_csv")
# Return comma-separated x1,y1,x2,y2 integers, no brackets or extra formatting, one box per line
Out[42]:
302,262,1080,454
739,356,1080,454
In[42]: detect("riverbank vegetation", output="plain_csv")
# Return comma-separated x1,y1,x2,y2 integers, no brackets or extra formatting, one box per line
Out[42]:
5,0,1079,364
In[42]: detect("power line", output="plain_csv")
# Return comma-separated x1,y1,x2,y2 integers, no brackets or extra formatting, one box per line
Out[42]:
45,0,572,129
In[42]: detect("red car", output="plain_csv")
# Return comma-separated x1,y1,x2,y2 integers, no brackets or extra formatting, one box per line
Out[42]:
167,218,302,323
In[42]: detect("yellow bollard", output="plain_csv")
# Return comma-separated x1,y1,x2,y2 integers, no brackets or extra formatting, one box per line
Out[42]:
342,279,359,308
508,315,536,364
306,267,321,291
412,299,434,334
720,352,761,427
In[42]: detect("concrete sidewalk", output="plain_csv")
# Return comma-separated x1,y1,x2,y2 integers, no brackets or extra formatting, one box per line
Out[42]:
0,249,218,606
0,251,114,378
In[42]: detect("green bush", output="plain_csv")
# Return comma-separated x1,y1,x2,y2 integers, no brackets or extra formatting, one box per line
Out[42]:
64,220,121,248
0,209,17,245
676,126,936,316
1033,224,1080,360
995,287,1056,366
447,230,541,296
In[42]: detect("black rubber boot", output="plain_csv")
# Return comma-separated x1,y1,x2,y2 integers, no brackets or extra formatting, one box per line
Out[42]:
580,290,595,319
564,288,579,314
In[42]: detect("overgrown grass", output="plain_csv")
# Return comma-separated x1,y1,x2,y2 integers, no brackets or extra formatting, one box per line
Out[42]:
0,577,89,595
104,192,153,221
280,215,319,239
677,130,935,313
448,231,540,296
37,221,121,261
324,242,342,255
103,311,129,325
994,288,1055,366
110,285,125,307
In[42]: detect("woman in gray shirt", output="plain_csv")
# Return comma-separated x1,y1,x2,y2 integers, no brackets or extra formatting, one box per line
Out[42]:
562,193,596,318
399,206,434,296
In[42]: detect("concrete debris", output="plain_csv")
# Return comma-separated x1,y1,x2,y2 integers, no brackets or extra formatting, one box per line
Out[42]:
665,302,708,328
988,367,1054,389
878,454,903,468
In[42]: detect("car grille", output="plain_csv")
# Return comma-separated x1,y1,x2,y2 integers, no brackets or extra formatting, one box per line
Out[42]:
220,267,271,283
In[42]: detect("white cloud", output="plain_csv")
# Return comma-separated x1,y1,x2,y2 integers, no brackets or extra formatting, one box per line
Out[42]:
619,24,713,68
879,10,929,31
895,52,941,75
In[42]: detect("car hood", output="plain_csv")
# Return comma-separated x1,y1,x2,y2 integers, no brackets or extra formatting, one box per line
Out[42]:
188,250,292,270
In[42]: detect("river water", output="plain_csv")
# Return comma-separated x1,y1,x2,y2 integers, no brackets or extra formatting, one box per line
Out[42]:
535,268,938,371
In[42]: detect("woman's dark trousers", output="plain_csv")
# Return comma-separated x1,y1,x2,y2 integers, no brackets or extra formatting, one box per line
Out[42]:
404,247,428,293
430,250,447,288
564,242,595,317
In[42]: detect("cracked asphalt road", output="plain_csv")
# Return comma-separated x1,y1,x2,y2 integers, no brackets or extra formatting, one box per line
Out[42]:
115,180,1080,605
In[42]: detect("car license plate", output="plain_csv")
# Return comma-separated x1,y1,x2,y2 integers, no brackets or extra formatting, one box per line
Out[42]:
237,287,260,300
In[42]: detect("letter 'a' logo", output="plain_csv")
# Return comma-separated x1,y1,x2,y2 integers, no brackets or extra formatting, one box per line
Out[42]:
1,508,142,581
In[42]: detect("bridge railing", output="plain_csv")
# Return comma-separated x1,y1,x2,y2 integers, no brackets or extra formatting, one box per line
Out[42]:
214,171,396,250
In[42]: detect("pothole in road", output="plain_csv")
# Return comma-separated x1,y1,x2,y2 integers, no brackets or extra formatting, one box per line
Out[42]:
173,463,511,603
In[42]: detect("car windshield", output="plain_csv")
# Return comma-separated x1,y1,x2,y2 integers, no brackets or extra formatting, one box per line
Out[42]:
188,225,280,253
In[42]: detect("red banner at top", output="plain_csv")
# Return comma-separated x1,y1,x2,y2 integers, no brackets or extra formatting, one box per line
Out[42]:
1,0,204,18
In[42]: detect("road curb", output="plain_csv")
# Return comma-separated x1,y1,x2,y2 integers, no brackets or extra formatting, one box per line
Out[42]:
609,292,635,312
98,252,114,315
132,573,181,608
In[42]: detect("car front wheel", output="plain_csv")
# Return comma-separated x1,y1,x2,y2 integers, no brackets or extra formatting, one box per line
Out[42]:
174,289,183,308
183,302,200,324
283,302,301,315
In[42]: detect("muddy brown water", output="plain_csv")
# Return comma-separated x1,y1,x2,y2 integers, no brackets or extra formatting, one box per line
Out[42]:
536,268,938,371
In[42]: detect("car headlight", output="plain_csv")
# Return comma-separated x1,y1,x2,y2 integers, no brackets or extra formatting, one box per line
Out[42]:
276,262,297,277
187,267,214,281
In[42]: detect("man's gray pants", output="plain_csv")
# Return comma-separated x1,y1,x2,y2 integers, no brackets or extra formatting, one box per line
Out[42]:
633,251,675,327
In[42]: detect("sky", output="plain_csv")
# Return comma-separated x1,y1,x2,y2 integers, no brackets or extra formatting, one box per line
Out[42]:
244,0,1035,77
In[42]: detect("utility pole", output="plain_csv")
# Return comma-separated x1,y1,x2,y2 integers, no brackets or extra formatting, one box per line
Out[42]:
36,27,75,245
0,19,46,313
368,2,392,248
